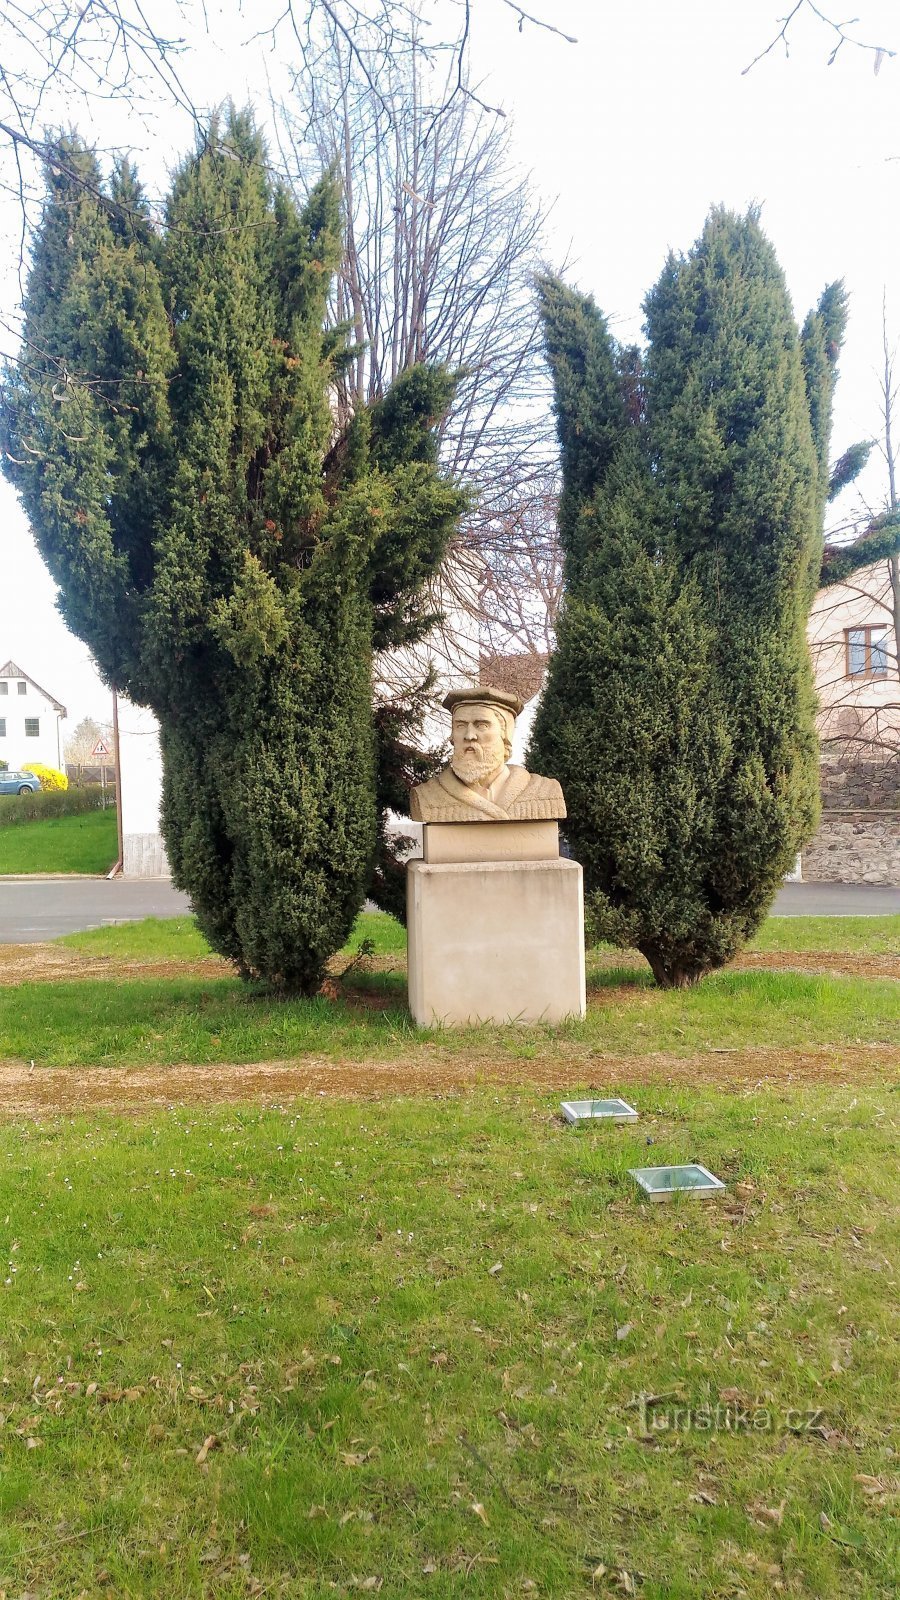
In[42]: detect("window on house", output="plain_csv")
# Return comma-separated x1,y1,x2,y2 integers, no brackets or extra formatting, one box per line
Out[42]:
17,682,26,695
0,719,5,737
24,718,39,737
0,682,7,695
845,626,890,679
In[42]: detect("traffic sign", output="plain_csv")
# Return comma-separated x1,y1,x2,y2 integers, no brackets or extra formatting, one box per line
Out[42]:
91,737,112,758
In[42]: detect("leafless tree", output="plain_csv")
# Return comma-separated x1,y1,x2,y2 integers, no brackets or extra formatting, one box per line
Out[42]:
0,1,573,291
477,466,561,670
277,9,559,682
64,714,110,763
0,2,195,226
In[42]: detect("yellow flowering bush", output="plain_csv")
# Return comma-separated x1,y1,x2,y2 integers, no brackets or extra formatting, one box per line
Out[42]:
23,762,69,791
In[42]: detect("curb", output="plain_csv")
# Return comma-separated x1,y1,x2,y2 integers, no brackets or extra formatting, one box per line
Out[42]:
0,873,110,882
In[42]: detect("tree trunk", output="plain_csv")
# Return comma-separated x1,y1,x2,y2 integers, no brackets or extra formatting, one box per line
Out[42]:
641,948,708,989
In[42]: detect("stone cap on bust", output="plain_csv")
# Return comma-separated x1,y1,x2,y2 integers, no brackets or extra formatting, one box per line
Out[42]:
442,686,524,720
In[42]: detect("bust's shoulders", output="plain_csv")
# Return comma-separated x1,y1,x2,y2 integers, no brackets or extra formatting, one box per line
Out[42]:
506,767,566,819
409,772,452,822
515,767,562,796
409,764,566,823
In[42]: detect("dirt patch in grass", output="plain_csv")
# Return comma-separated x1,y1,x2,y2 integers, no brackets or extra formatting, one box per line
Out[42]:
4,941,898,988
590,947,900,982
0,944,232,985
1,1041,897,1117
734,949,900,979
0,943,407,986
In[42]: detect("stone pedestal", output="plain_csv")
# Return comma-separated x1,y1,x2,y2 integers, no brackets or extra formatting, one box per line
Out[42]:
407,834,585,1026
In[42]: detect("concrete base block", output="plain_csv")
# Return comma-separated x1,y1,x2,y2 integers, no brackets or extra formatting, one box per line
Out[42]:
407,857,585,1027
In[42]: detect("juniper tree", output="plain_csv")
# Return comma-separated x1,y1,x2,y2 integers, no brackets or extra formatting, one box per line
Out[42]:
1,111,461,991
532,210,853,986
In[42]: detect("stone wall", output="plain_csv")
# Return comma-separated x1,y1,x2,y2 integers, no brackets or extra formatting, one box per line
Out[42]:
803,814,900,885
803,750,900,884
819,750,900,811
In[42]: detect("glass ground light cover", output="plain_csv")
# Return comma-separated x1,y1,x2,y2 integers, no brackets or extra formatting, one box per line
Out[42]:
561,1098,639,1124
628,1163,726,1202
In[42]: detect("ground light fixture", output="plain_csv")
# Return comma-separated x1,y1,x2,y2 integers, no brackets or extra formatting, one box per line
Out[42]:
629,1163,727,1202
560,1098,639,1124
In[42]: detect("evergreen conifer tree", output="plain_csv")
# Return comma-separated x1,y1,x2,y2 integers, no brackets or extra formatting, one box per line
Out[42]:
532,210,847,985
1,112,462,991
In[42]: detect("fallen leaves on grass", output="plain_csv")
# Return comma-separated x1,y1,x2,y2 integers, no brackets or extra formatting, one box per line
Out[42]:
853,1472,899,1502
747,1498,786,1527
340,1446,379,1468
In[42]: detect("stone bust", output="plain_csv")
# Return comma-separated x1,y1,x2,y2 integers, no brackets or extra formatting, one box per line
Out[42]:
409,687,566,823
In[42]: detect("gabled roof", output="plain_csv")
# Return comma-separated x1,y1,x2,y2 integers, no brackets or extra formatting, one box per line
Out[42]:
0,660,67,717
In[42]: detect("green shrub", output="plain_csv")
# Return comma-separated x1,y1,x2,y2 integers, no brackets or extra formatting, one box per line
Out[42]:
0,785,109,827
1,113,461,994
533,212,850,987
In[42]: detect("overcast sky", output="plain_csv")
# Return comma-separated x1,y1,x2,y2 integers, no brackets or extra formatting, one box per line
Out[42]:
0,0,897,729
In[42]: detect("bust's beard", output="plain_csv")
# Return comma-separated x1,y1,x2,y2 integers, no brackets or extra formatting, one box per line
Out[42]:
450,750,505,787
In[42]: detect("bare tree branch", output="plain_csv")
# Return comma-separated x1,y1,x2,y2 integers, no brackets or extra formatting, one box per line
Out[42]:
744,1,896,74
277,11,560,677
499,2,577,46
0,0,574,281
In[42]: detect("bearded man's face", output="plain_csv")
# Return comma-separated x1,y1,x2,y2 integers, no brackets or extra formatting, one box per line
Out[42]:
449,706,507,786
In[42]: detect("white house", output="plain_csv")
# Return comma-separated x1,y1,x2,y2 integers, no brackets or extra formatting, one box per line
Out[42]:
0,660,66,771
803,560,900,884
807,561,900,753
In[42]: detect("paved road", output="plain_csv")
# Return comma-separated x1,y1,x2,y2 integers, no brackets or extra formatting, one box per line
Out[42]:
772,882,900,915
0,875,897,943
0,878,191,942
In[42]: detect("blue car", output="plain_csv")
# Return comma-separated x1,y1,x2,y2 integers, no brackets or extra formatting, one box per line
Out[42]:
0,769,42,795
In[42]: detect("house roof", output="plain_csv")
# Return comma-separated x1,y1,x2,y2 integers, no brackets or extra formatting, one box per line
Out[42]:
0,660,67,717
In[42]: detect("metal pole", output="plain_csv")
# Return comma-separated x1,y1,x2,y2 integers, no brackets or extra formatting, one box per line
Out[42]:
112,688,123,866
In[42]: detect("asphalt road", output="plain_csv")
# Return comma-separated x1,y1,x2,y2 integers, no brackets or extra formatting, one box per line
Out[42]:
0,875,897,943
772,882,900,916
0,878,192,942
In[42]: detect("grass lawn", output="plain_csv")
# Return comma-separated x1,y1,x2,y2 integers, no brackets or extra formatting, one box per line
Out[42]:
0,910,894,1072
0,807,118,875
0,912,889,1074
0,913,896,1594
750,916,900,956
0,1086,897,1599
58,912,900,964
1,962,897,1070
58,910,406,963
